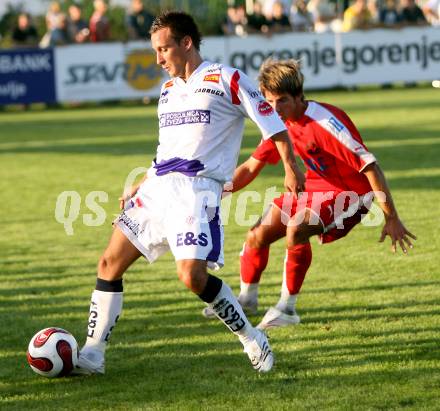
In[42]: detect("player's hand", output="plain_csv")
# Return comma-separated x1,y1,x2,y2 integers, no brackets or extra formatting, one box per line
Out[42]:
221,182,234,199
118,185,140,210
379,216,416,254
284,164,306,198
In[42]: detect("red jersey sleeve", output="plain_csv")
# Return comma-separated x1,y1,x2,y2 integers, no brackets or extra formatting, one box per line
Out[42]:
309,102,376,172
251,138,281,165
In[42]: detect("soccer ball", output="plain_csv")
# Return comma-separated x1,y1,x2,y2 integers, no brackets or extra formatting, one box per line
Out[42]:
27,327,79,378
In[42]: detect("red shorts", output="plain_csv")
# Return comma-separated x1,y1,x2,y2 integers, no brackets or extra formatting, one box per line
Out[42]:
272,190,372,244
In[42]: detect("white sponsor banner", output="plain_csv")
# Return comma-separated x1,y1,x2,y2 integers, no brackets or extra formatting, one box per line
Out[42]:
202,26,440,89
55,42,166,102
53,26,440,102
202,31,339,88
337,27,440,85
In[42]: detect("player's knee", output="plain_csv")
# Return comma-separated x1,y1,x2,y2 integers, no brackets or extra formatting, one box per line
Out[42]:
177,267,207,294
98,253,120,280
287,223,312,246
245,230,257,248
177,270,191,289
245,228,266,249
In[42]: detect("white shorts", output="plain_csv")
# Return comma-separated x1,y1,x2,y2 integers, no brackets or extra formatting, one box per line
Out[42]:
114,174,224,269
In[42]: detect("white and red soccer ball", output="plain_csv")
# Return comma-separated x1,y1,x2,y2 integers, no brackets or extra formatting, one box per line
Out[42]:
27,327,78,378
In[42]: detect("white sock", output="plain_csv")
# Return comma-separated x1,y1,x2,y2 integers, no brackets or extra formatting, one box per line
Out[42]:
238,282,259,305
208,282,256,345
82,289,123,357
274,256,298,314
276,287,298,314
275,295,297,314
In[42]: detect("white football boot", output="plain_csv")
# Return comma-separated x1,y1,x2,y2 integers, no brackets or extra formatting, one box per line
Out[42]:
72,349,105,375
242,329,274,373
256,307,300,330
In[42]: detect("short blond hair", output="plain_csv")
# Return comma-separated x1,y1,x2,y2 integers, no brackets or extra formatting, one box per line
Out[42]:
258,59,304,98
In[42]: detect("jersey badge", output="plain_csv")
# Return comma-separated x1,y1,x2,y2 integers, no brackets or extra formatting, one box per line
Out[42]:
328,116,344,133
257,100,274,116
135,197,143,208
246,88,261,99
164,80,174,89
204,73,220,83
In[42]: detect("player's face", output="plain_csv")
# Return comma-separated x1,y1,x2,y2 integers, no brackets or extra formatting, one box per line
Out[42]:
151,27,189,79
263,91,300,122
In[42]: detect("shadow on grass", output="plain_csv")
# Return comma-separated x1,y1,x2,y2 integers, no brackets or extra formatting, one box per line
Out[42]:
259,279,440,295
3,286,439,346
5,329,440,410
0,114,157,143
3,277,439,408
334,96,440,115
0,139,159,157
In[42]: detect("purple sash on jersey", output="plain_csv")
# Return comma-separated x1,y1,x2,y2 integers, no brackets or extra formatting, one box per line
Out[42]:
153,157,205,177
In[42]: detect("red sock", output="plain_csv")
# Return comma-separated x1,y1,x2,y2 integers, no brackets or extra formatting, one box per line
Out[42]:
240,244,269,284
284,243,312,294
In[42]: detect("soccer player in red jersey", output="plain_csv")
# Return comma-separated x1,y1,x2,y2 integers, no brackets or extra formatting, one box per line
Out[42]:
203,59,416,329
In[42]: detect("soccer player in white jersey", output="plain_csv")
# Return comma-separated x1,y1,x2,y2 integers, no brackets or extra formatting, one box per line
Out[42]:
73,12,305,375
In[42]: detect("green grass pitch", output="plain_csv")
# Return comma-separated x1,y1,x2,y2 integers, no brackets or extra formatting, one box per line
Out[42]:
1,86,439,410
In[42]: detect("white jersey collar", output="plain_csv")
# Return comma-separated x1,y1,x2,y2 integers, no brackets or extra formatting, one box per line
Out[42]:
174,61,212,86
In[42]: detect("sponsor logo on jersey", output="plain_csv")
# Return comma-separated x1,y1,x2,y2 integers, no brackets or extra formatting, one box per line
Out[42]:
159,90,168,104
194,87,224,97
246,88,262,99
164,80,174,88
159,110,211,128
328,116,344,133
204,73,220,83
305,157,327,173
257,100,274,116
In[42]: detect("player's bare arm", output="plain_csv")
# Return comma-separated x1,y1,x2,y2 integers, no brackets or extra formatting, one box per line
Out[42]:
119,174,148,210
229,157,266,193
271,130,305,196
363,162,416,253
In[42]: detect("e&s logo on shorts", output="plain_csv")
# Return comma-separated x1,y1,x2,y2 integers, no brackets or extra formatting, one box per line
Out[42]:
177,232,208,247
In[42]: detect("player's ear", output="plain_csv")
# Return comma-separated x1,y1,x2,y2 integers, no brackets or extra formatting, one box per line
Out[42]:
294,93,304,105
181,35,192,51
